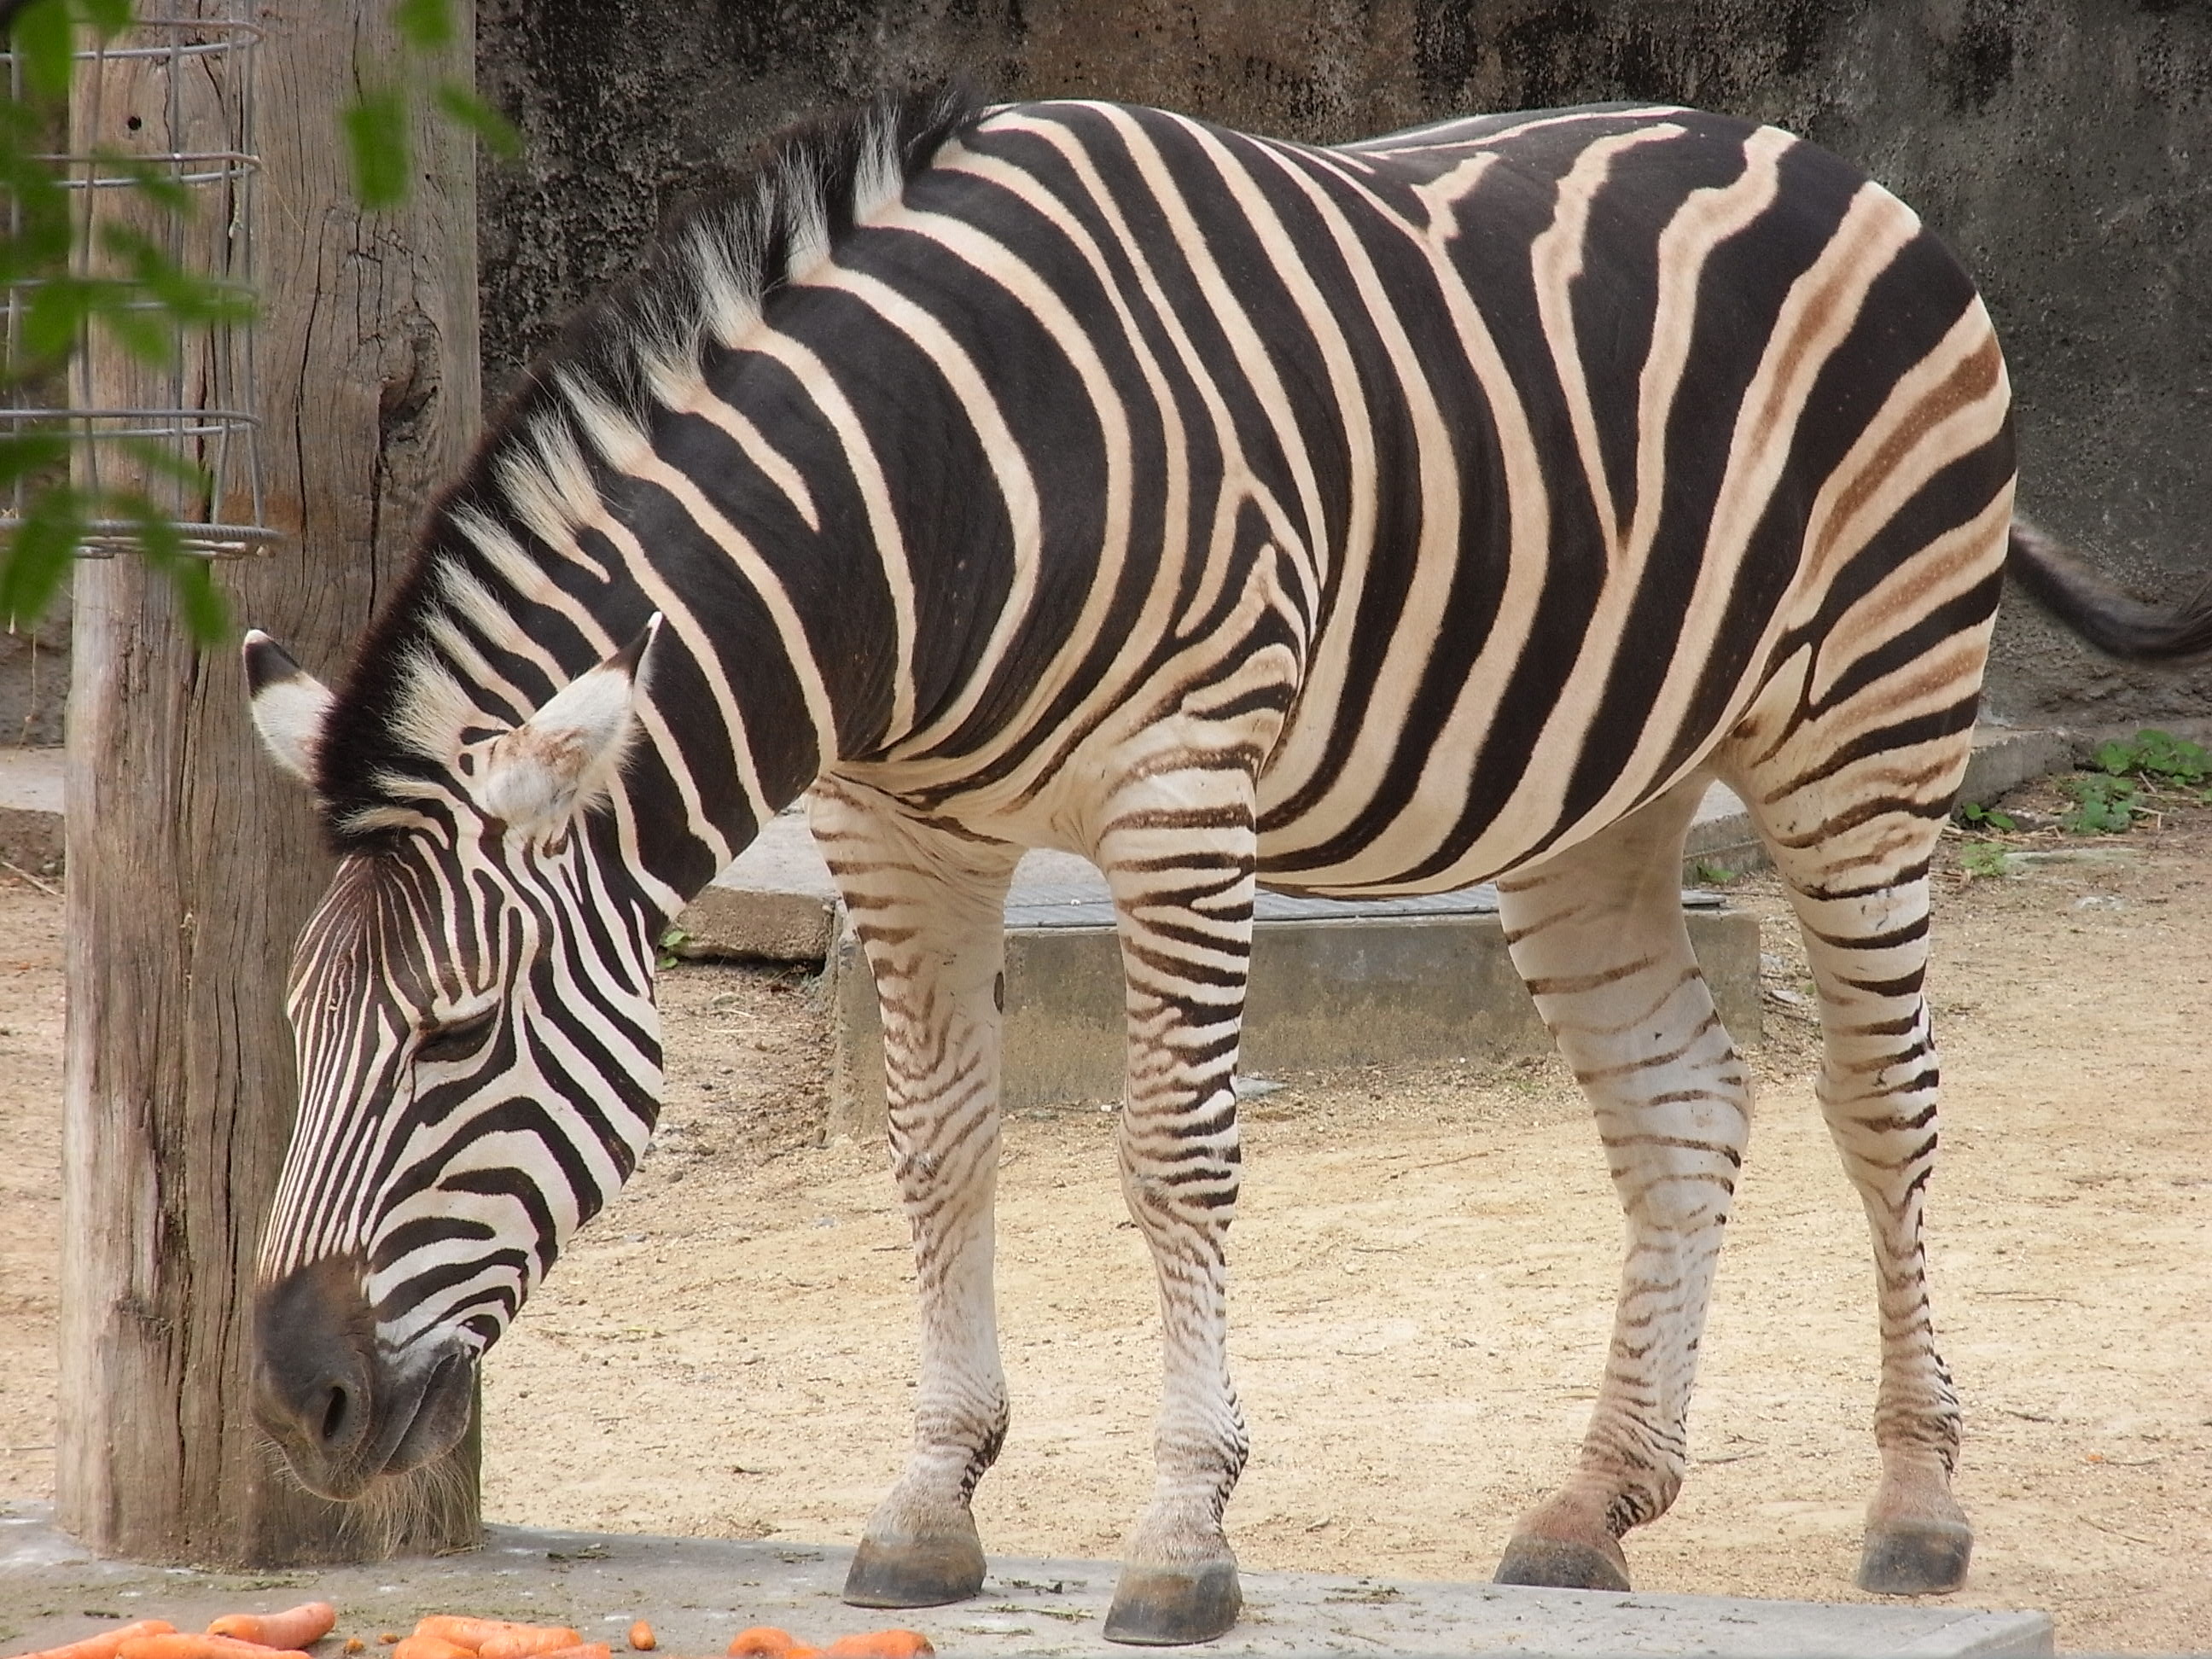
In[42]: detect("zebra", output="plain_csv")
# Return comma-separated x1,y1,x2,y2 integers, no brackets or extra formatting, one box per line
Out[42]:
242,85,2209,1644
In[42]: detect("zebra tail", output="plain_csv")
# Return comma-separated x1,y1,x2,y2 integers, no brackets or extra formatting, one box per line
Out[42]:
2006,515,2212,661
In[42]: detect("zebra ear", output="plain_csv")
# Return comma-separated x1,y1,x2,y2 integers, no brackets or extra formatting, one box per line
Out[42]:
474,614,662,836
243,630,335,784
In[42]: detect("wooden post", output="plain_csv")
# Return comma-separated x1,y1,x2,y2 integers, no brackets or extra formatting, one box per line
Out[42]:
57,2,483,1563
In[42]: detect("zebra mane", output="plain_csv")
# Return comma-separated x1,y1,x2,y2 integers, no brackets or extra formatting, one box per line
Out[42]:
313,82,989,848
510,80,988,445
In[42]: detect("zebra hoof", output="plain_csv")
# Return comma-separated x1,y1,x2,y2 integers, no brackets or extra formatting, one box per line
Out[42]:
841,1520,986,1609
1493,1532,1632,1593
1857,1519,1972,1594
1102,1561,1242,1646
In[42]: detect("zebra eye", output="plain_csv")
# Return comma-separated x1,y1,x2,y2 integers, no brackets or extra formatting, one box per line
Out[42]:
416,1007,497,1064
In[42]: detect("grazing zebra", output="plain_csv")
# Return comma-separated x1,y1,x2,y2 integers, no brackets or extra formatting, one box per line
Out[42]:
244,85,2207,1644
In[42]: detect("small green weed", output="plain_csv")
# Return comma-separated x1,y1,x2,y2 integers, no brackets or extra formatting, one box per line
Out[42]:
2093,727,2210,785
2060,773,2140,835
1691,859,1736,886
1959,840,2013,878
655,924,691,969
1955,800,2017,834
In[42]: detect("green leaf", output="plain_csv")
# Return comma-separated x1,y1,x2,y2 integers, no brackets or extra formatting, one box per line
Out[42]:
393,0,455,50
91,296,178,367
166,554,226,642
9,0,73,100
0,483,86,626
20,276,95,361
0,431,72,488
73,0,135,38
2137,728,2208,782
0,160,73,276
433,82,521,157
128,500,228,643
101,227,258,325
343,90,411,209
96,148,195,214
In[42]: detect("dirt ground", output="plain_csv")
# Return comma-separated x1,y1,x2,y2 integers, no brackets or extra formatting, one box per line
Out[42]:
3,782,2208,1654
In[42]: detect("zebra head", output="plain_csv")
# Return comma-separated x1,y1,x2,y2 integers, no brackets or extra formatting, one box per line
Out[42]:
238,621,666,1499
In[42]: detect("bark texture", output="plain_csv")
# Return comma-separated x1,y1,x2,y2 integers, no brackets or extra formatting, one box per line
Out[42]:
57,1,482,1564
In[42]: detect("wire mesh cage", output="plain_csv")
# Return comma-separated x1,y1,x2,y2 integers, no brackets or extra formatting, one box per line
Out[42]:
2,12,277,562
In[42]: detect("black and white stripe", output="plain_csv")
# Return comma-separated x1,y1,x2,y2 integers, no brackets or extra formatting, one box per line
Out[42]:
244,85,2202,1627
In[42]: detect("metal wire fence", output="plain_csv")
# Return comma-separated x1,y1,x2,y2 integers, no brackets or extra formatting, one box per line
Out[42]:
2,10,276,561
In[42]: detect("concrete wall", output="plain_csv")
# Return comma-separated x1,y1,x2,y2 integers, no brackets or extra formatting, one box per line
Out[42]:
471,0,2212,727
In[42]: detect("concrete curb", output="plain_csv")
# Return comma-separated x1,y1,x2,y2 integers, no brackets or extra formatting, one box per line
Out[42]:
0,745,61,880
0,1509,2057,1658
824,894,1761,1137
682,723,2171,961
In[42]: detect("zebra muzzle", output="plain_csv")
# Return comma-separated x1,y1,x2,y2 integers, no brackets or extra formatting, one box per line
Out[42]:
252,1254,476,1499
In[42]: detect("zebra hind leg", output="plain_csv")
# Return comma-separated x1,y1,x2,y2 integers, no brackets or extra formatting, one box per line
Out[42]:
1721,719,1976,1595
810,778,1024,1610
1490,777,1753,1592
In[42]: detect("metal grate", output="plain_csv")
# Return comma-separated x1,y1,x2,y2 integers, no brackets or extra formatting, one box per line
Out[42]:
1,14,277,560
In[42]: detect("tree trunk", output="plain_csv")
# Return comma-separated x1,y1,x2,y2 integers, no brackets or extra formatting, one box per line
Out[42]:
57,2,483,1564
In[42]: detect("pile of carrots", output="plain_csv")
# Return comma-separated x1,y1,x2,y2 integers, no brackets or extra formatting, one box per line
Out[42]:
724,1633,928,1659
15,1607,930,1659
18,1601,343,1659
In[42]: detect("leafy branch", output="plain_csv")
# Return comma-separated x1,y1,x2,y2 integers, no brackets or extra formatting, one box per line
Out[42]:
2,0,516,645
342,0,516,210
3,0,245,636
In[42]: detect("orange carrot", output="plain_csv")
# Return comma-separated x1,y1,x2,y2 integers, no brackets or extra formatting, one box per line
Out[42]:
393,1638,474,1659
344,1643,366,1656
474,1632,583,1659
823,1635,933,1659
378,1640,401,1649
15,1619,178,1659
626,1627,654,1656
208,1605,336,1650
119,1637,311,1659
409,1621,536,1652
528,1646,609,1659
725,1633,796,1659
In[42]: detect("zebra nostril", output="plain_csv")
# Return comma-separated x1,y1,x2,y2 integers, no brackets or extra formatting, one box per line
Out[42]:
317,1379,355,1448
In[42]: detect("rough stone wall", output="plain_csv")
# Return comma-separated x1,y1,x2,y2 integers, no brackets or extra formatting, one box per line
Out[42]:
475,0,2211,727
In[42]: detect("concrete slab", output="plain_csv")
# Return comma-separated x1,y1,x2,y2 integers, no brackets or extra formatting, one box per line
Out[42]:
679,807,841,962
0,746,61,880
0,1510,2054,1658
1681,781,1760,879
698,785,1769,968
1957,727,2078,807
825,889,1761,1135
678,814,1106,963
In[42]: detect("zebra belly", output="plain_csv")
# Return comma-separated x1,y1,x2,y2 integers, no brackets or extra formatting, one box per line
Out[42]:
1249,724,1719,898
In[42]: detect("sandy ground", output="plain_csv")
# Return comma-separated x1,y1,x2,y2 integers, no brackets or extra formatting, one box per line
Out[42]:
2,783,2208,1653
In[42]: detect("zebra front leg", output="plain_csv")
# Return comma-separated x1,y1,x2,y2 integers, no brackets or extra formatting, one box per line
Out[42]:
1093,770,1257,1645
1725,745,1975,1595
1492,778,1752,1592
812,778,1023,1610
